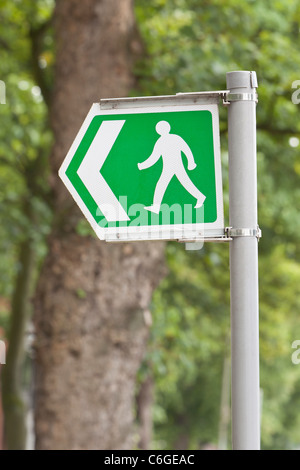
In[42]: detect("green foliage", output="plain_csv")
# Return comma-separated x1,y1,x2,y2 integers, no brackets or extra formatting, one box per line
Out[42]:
135,0,300,450
0,0,54,300
76,288,87,300
1,0,300,451
75,218,97,237
148,242,230,449
0,1,54,448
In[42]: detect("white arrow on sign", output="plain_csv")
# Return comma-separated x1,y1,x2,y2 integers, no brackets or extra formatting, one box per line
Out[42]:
77,120,130,222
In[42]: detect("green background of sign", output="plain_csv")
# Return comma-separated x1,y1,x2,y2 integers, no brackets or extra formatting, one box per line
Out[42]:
66,110,217,227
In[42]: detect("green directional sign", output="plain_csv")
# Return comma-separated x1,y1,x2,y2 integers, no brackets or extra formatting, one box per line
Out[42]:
59,98,224,241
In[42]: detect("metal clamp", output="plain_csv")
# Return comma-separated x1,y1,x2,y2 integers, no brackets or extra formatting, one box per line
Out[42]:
223,92,258,105
226,226,262,240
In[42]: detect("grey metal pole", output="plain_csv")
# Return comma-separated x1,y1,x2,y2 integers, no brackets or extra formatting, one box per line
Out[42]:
226,71,260,450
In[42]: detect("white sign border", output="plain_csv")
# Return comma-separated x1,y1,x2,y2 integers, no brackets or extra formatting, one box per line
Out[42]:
59,101,224,242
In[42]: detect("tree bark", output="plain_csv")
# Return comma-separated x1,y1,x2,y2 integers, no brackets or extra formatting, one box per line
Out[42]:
33,0,166,450
136,375,154,450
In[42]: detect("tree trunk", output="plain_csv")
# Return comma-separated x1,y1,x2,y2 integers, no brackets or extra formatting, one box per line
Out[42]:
33,0,166,450
136,375,154,450
2,236,35,450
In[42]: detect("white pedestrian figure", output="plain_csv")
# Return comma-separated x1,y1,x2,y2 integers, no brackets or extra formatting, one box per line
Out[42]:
138,121,206,213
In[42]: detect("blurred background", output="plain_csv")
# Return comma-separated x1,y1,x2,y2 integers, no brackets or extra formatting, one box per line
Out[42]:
1,0,300,450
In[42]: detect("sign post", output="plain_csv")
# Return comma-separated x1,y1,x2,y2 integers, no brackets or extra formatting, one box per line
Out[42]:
226,71,260,450
59,73,261,449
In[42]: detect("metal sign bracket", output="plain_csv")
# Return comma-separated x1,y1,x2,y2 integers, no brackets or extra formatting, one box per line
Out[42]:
222,92,258,106
225,226,262,241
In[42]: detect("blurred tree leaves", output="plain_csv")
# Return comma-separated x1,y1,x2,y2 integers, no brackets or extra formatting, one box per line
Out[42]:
135,0,300,450
0,0,54,448
1,0,300,450
0,0,54,298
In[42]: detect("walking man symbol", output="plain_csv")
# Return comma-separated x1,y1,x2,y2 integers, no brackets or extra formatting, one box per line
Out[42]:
137,121,206,214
